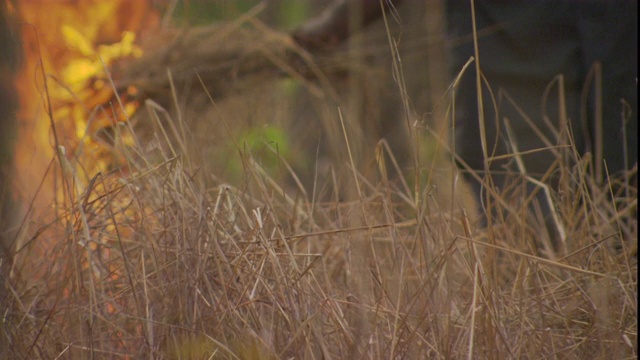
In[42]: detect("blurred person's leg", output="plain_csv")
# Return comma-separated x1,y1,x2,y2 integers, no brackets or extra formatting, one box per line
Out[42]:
577,1,638,183
447,1,585,246
448,0,637,249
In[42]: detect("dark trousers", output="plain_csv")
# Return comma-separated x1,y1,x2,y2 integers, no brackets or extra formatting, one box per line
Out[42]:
448,1,638,230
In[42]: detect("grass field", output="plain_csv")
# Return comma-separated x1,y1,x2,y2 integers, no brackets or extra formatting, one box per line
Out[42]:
1,5,637,359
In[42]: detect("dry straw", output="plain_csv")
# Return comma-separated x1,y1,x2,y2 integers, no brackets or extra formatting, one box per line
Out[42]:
1,5,636,359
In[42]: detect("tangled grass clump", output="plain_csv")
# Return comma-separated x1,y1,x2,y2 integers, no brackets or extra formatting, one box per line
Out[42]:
1,114,636,358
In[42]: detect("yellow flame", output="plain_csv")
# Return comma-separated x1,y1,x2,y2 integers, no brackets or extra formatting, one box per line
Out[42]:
10,2,160,354
13,0,157,215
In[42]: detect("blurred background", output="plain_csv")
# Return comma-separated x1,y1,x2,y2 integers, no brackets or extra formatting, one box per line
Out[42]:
1,0,465,251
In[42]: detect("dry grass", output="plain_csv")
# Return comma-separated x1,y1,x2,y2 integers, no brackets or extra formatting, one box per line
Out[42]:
1,98,636,359
1,9,637,360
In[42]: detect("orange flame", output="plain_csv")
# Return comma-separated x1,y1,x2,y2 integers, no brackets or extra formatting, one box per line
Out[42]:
12,0,158,217
9,2,161,354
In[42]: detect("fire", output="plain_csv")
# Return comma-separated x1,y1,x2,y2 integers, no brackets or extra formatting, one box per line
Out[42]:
11,0,159,217
8,1,162,354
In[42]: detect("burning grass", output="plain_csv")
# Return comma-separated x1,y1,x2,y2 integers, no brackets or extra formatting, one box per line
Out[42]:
2,4,637,359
